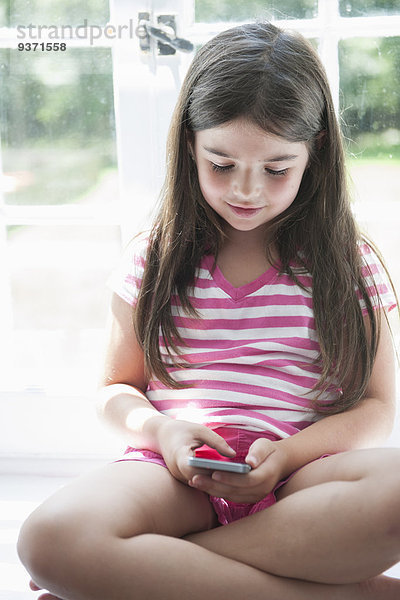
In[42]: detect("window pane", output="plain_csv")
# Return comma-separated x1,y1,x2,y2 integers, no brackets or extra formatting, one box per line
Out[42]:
0,48,116,206
0,0,109,27
6,224,121,392
8,224,119,328
339,37,400,312
195,0,318,22
339,37,400,161
340,1,400,18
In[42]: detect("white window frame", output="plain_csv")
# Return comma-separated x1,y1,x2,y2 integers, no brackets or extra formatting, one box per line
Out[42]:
0,0,399,474
0,7,124,472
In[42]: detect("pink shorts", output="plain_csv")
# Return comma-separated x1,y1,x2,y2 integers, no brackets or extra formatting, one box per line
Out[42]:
117,427,324,526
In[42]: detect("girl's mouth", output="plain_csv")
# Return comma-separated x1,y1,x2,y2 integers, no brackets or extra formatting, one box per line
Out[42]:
227,204,264,218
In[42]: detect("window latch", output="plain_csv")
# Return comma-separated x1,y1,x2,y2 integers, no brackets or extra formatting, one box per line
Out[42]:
136,13,194,55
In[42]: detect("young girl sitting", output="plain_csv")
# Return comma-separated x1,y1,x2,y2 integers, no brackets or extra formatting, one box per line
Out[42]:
18,21,400,600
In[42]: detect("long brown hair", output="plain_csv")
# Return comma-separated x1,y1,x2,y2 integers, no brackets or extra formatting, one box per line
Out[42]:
135,22,396,414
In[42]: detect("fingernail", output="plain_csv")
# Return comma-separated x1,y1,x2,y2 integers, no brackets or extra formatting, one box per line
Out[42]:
247,455,258,468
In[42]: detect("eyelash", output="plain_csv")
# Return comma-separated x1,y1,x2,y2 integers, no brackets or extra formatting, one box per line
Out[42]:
211,164,289,177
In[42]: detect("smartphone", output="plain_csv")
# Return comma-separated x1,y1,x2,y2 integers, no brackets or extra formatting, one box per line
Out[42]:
188,456,251,474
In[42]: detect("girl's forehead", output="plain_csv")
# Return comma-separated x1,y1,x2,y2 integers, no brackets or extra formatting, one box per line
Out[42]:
194,118,308,159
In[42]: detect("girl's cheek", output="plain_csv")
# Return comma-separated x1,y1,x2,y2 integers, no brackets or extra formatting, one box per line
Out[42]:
201,174,228,195
270,176,301,198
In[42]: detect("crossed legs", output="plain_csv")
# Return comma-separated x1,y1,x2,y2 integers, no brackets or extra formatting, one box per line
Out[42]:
18,448,400,599
187,448,400,583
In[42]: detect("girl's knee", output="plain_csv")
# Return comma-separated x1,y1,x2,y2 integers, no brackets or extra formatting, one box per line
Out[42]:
364,450,400,536
368,448,400,492
18,510,58,584
17,502,97,586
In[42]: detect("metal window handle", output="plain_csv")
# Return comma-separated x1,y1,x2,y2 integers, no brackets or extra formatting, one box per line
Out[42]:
136,14,194,55
146,23,193,52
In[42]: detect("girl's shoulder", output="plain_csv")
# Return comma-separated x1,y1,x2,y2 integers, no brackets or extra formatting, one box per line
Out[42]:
358,239,388,279
358,239,378,260
357,239,397,313
107,231,150,307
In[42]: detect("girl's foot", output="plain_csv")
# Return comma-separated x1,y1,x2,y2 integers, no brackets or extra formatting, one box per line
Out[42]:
29,579,62,600
360,574,400,599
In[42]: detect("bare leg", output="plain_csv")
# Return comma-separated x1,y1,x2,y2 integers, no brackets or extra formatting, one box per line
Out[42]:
187,448,400,583
23,537,400,600
18,461,215,599
17,455,400,600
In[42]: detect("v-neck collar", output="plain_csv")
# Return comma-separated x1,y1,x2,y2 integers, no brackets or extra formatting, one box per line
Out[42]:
202,254,281,302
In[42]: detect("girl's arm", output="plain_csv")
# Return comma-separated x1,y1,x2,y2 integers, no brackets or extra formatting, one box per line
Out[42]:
97,292,166,451
97,293,235,478
271,310,397,480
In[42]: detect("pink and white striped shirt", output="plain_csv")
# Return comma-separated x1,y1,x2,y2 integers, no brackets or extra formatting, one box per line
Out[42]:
109,235,396,438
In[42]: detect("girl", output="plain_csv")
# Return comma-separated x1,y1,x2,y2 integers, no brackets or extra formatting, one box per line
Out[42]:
18,21,400,600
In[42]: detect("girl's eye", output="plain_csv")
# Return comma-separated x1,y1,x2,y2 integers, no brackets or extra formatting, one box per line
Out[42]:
265,168,289,177
211,164,289,177
211,163,234,173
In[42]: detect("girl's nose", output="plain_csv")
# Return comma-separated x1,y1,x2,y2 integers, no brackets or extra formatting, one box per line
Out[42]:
232,171,262,200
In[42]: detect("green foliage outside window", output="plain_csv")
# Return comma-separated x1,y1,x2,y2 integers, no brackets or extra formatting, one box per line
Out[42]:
0,48,116,205
339,37,400,160
0,0,109,27
339,0,400,18
195,0,317,21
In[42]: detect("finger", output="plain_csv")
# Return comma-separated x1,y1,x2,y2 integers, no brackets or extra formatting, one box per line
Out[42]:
211,463,276,494
246,437,275,468
189,473,246,497
211,469,253,489
193,427,236,458
189,474,261,503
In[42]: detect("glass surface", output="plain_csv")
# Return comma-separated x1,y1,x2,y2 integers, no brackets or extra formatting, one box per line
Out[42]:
339,36,400,309
340,0,400,18
6,224,121,392
0,48,116,205
0,0,109,27
339,36,400,161
7,224,120,329
195,0,318,22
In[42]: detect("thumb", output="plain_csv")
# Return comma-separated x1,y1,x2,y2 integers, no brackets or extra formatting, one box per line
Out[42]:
246,438,275,468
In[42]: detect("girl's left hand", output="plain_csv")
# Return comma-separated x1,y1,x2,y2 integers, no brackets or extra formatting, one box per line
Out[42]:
188,438,290,503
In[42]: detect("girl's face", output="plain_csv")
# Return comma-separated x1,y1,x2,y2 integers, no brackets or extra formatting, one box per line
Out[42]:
191,118,310,238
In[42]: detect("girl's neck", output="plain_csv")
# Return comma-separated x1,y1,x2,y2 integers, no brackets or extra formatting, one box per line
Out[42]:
216,225,277,288
222,224,276,258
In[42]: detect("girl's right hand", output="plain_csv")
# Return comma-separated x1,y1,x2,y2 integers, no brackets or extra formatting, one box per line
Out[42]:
156,418,236,484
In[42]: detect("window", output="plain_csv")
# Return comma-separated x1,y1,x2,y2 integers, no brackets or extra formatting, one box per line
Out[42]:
1,46,119,388
1,0,399,466
0,1,121,461
339,33,400,318
194,0,318,21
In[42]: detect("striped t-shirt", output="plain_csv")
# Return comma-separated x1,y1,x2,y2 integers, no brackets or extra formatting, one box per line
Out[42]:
109,234,396,439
